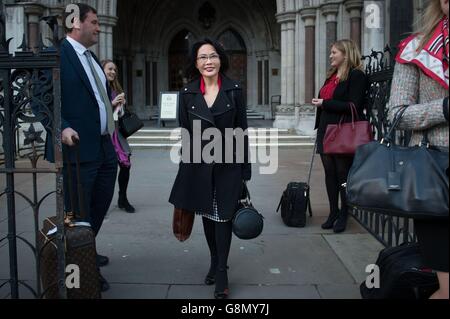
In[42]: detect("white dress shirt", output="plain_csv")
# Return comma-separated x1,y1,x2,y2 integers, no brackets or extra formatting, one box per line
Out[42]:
66,36,108,135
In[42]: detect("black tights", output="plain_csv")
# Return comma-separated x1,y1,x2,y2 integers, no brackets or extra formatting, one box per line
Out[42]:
118,165,130,196
320,155,354,215
202,217,232,291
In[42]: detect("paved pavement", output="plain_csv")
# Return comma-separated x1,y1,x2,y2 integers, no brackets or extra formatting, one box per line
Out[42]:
0,134,384,299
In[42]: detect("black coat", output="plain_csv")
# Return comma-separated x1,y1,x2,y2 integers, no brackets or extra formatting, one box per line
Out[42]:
169,75,252,220
314,69,368,154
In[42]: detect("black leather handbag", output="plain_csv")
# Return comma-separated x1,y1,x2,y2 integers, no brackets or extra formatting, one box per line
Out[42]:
232,183,264,240
346,107,449,220
119,110,144,138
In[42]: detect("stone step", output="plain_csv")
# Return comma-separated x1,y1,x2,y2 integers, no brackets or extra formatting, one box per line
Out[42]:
133,128,291,136
129,142,315,150
128,135,313,142
150,108,266,120
128,128,315,149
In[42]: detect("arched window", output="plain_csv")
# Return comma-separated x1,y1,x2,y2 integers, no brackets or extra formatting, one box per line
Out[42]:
168,29,194,91
217,29,247,97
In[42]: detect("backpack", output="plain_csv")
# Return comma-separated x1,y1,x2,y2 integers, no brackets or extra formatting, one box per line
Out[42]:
276,142,316,228
360,243,439,299
277,182,312,227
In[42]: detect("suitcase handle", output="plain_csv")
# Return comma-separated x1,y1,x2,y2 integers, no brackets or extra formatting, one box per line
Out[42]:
63,137,86,221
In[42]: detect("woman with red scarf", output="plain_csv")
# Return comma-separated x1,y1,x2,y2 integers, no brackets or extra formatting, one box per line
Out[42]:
313,39,367,233
169,39,251,299
387,0,449,299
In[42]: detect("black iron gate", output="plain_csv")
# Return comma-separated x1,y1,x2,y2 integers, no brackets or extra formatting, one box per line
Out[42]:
349,46,416,248
0,4,65,299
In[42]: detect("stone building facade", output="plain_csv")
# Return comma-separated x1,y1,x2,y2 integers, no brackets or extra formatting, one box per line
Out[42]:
2,0,428,134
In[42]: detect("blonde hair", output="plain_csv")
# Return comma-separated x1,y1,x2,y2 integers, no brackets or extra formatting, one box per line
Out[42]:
326,39,364,82
415,0,445,52
101,59,124,94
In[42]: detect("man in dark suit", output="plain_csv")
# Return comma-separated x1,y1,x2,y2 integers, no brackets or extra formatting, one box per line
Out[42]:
42,3,118,292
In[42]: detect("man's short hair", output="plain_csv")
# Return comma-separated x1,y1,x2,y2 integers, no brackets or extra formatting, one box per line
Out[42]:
63,3,97,34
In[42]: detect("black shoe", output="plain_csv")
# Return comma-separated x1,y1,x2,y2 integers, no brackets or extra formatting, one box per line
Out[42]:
96,254,109,267
118,195,136,213
99,273,110,292
205,275,215,286
321,211,339,230
214,289,229,299
333,211,348,233
205,265,228,286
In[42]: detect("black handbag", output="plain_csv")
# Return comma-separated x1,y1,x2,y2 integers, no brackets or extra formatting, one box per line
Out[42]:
346,107,449,220
232,183,264,240
119,110,144,138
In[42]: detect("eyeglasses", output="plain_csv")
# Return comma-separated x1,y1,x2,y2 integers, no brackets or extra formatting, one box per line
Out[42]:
197,54,220,63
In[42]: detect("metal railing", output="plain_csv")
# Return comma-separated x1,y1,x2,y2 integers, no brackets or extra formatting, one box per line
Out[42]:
0,8,65,299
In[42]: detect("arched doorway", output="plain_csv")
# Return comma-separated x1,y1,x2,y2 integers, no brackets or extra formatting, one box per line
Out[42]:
218,29,247,96
168,29,194,91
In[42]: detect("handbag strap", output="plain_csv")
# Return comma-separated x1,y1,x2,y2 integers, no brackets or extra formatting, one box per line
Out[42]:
338,102,359,128
385,105,431,147
242,181,251,204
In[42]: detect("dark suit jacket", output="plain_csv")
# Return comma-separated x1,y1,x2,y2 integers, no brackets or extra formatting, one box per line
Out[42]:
314,69,368,154
42,38,112,163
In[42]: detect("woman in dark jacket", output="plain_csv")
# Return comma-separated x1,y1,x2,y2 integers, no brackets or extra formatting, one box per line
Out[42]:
312,39,367,233
169,38,251,299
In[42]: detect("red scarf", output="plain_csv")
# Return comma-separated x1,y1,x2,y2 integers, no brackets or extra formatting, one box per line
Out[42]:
200,76,222,95
319,73,339,100
396,17,449,89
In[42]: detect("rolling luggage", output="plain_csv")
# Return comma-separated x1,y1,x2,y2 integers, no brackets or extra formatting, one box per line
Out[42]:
360,243,439,299
39,141,101,299
276,143,316,227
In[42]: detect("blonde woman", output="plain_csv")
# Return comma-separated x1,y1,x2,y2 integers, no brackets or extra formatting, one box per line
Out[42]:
312,39,367,233
387,0,448,299
102,60,135,213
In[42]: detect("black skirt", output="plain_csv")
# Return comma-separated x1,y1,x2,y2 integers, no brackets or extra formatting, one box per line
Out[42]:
414,219,449,272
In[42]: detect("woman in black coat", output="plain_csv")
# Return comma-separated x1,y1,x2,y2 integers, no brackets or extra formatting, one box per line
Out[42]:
169,38,251,299
312,39,367,233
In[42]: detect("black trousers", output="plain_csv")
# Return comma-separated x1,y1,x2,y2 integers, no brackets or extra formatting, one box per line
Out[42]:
118,164,131,196
320,154,354,215
64,135,118,236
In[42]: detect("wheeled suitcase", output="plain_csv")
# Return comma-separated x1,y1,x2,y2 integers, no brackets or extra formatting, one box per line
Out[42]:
277,182,312,227
276,142,316,227
360,243,439,299
39,141,101,299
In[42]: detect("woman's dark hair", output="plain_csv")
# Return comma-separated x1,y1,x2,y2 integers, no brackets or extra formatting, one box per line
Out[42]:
185,38,229,81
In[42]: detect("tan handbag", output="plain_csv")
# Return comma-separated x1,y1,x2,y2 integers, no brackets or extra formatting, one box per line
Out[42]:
173,208,195,242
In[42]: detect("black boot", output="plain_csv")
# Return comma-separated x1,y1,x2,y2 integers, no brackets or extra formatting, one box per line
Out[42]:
214,268,229,299
333,210,348,233
205,256,218,286
321,211,339,230
118,193,135,213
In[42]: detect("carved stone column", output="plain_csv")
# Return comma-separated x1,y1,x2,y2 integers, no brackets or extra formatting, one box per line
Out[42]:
24,3,44,52
49,6,65,41
300,7,316,104
98,15,118,60
345,0,363,49
275,11,296,116
321,3,339,69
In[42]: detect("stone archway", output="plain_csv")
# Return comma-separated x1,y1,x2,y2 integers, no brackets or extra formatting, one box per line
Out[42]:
168,29,194,91
218,29,247,95
113,0,280,119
